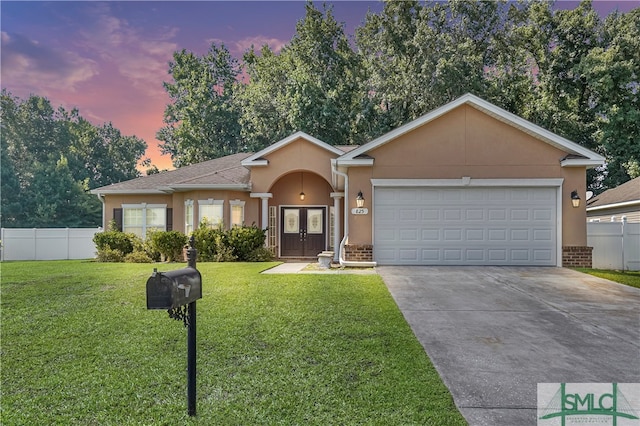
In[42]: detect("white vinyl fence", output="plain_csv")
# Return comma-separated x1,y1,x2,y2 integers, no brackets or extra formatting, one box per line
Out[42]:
1,228,102,261
587,221,640,271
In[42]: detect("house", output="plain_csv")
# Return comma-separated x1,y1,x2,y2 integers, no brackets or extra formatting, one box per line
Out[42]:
92,94,605,267
586,177,640,223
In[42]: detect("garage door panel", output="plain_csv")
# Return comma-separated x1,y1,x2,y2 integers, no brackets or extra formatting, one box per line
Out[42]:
466,229,484,240
534,250,552,261
465,209,485,221
466,249,485,261
533,229,553,241
399,248,419,261
422,229,439,240
533,209,553,221
374,186,556,265
488,209,507,221
399,229,419,241
420,248,438,259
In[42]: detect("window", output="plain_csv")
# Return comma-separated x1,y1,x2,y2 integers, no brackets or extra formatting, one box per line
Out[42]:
198,199,224,227
268,205,276,252
122,204,166,238
230,200,245,227
329,206,335,250
185,200,194,235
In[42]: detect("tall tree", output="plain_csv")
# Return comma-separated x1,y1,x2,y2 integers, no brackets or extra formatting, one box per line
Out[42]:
239,2,362,150
580,9,640,188
522,1,603,152
25,155,102,228
69,118,147,188
158,43,242,167
0,91,146,227
355,0,520,139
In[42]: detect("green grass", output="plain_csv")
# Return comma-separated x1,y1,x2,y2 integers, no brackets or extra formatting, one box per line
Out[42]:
0,261,465,425
575,268,640,289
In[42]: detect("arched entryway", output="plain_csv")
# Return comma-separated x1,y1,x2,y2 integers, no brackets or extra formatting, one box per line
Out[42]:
269,171,335,258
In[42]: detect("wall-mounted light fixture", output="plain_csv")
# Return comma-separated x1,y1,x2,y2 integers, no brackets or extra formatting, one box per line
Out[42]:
571,190,581,208
299,172,305,201
356,191,365,208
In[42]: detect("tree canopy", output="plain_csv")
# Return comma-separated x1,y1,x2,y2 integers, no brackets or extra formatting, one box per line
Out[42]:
159,0,638,192
1,91,147,227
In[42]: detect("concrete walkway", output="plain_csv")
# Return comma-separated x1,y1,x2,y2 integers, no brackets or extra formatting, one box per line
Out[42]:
261,262,377,275
377,266,640,426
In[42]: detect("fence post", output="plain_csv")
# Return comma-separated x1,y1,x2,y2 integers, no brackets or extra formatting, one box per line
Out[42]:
32,228,37,261
621,217,627,271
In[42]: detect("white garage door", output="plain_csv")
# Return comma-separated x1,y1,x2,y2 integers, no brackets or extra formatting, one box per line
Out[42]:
374,186,557,265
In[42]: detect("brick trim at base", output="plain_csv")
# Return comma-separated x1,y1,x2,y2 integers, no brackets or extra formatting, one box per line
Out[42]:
344,244,373,262
562,246,593,268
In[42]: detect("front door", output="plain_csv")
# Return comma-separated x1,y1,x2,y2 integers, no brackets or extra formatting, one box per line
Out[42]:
280,207,326,257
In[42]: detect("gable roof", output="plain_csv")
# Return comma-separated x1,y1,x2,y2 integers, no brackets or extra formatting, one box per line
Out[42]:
587,177,640,211
241,131,345,167
92,153,253,195
337,93,605,168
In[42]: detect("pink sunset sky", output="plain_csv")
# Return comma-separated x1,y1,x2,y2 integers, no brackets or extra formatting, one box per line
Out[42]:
2,0,637,172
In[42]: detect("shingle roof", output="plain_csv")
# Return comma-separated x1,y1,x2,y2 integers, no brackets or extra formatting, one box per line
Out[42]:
587,177,640,208
92,152,253,194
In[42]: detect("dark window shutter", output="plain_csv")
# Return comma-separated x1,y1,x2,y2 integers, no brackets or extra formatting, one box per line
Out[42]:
166,208,173,231
113,208,123,231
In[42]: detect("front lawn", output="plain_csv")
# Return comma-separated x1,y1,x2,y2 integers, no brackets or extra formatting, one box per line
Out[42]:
575,268,640,289
0,261,465,425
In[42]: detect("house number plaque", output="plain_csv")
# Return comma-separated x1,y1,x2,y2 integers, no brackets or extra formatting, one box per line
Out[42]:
351,208,369,215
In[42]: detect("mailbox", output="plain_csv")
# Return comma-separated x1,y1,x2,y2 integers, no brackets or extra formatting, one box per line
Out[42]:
146,266,202,310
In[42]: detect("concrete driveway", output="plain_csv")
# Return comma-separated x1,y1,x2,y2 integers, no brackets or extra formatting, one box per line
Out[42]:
377,266,640,426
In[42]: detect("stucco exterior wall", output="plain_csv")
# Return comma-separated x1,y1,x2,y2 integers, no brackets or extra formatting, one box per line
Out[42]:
345,105,589,248
368,106,566,179
101,191,258,233
561,167,588,246
102,194,173,228
269,172,334,208
250,137,338,194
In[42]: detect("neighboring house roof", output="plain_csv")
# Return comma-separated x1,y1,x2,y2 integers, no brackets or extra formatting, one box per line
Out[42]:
92,152,253,195
587,177,640,212
337,93,605,168
241,131,346,167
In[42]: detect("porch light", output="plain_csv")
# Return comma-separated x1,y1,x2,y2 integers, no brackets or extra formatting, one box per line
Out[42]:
356,191,365,208
299,191,305,201
571,190,581,208
299,172,305,201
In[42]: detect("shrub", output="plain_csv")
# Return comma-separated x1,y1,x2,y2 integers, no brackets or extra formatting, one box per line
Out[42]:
124,251,153,263
148,231,187,262
213,233,237,262
191,223,268,262
96,247,124,263
93,231,135,255
192,223,226,262
227,225,267,261
246,246,275,262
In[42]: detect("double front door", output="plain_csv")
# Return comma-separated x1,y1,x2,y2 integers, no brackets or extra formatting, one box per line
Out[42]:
281,207,326,257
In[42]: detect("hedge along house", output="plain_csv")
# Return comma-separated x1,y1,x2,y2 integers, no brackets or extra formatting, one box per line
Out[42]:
92,94,605,267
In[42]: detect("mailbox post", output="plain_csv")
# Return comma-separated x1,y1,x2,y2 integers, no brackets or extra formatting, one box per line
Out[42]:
186,239,197,417
146,236,201,417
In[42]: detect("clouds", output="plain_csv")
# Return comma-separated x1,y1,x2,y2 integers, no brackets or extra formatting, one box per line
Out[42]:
1,31,98,94
77,3,179,98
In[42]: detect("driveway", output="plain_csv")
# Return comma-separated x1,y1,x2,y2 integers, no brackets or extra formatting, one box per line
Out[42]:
377,266,640,426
